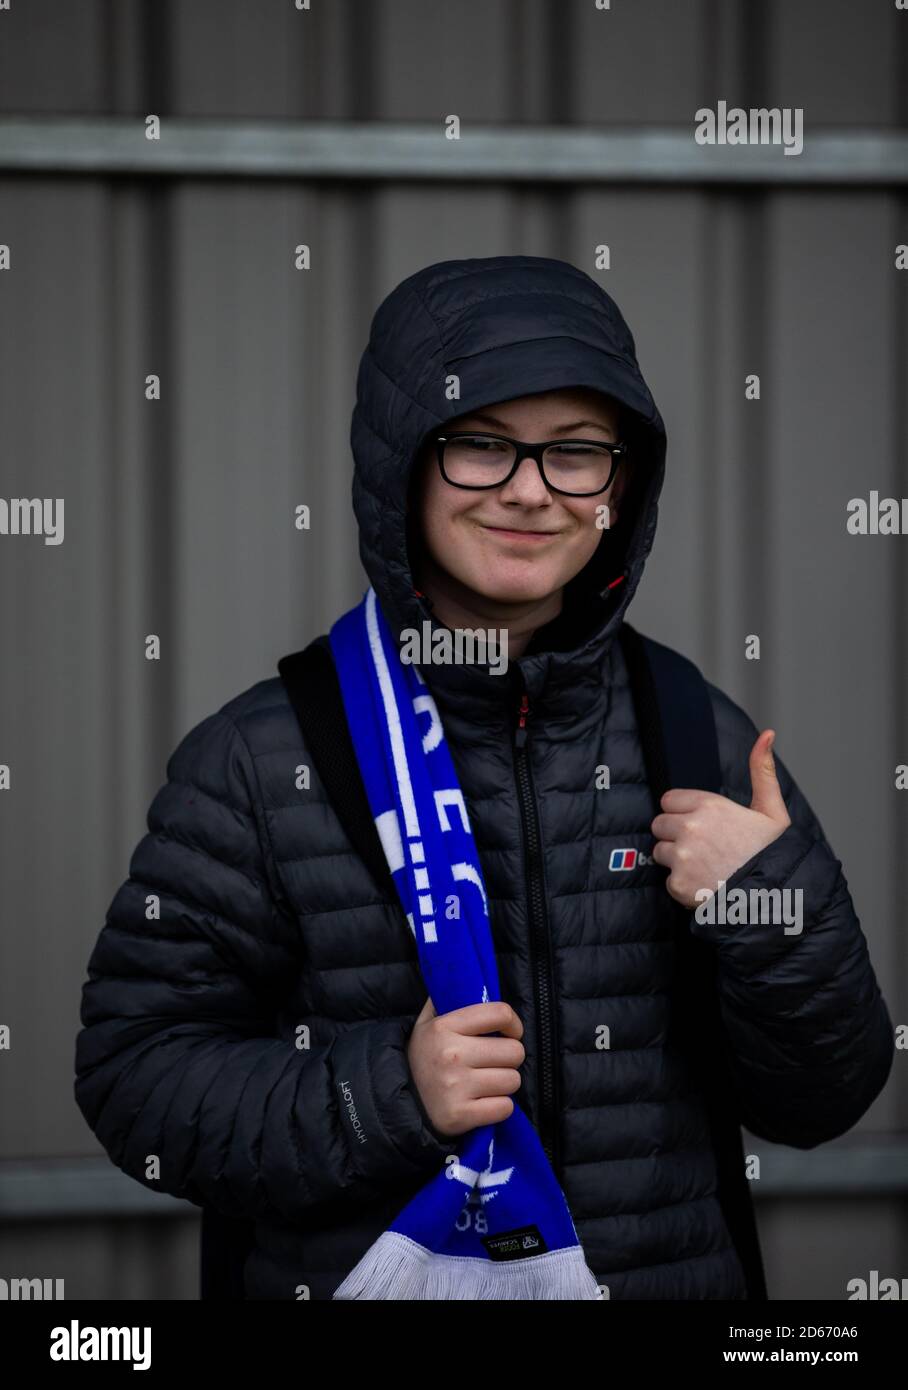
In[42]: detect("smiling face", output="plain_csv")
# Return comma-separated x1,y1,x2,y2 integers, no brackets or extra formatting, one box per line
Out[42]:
409,386,628,615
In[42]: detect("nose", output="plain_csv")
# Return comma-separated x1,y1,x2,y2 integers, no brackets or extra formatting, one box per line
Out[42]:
497,453,552,505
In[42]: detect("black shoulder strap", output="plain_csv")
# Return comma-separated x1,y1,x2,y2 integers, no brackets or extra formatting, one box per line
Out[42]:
199,1206,255,1301
618,620,768,1303
277,636,396,900
617,622,721,795
199,637,396,1302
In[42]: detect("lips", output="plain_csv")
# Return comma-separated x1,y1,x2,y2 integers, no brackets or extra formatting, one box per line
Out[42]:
481,524,560,537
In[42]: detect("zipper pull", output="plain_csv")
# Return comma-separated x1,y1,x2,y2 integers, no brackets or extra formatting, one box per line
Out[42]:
514,691,530,749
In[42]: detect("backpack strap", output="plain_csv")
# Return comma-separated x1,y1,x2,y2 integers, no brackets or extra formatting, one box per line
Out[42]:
617,622,721,794
618,620,768,1303
277,636,396,900
199,636,396,1302
199,1206,255,1301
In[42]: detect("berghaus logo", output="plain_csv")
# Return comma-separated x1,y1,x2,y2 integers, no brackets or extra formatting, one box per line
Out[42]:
608,848,654,871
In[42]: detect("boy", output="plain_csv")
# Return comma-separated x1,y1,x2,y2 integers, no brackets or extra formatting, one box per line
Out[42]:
75,255,894,1299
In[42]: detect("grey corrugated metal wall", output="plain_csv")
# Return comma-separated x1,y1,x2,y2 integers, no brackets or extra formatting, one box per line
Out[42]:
0,0,905,1300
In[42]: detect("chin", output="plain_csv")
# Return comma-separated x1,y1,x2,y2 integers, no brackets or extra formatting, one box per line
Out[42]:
459,562,563,606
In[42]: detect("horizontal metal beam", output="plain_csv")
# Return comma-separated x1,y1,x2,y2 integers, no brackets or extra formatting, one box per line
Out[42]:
0,1160,191,1220
0,119,906,184
748,1137,908,1196
1,1139,906,1219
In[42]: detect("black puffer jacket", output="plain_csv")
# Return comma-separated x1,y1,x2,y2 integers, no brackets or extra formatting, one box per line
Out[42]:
75,256,894,1300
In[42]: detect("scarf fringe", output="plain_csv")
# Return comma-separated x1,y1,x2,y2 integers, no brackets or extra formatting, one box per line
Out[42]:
333,1230,604,1301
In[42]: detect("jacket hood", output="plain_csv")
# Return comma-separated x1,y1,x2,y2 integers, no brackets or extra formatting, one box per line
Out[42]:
349,254,667,714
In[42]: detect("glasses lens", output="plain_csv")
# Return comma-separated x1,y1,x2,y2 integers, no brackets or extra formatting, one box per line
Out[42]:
543,442,616,495
442,435,517,487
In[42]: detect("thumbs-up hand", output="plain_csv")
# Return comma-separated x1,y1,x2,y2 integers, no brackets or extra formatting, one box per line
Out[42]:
650,730,791,910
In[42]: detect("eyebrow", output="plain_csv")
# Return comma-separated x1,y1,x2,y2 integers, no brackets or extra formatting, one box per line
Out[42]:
462,412,617,437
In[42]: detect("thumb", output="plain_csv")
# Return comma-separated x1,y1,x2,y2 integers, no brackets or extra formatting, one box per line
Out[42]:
749,730,788,822
415,995,437,1025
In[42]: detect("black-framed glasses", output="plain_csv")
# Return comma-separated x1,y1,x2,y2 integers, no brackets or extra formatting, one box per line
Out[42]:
434,432,627,497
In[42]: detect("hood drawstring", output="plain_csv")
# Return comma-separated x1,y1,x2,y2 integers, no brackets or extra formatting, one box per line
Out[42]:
412,575,627,642
600,573,626,599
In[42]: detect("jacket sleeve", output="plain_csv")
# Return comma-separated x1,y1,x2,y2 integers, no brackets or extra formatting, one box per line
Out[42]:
689,683,895,1149
74,706,451,1221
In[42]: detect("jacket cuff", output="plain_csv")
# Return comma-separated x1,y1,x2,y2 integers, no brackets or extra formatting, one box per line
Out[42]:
687,821,825,947
330,1017,452,1188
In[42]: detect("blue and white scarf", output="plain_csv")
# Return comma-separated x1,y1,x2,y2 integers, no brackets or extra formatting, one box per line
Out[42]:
329,587,602,1300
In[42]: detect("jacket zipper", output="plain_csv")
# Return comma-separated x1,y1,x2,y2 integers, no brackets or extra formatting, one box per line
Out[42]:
513,687,561,1175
